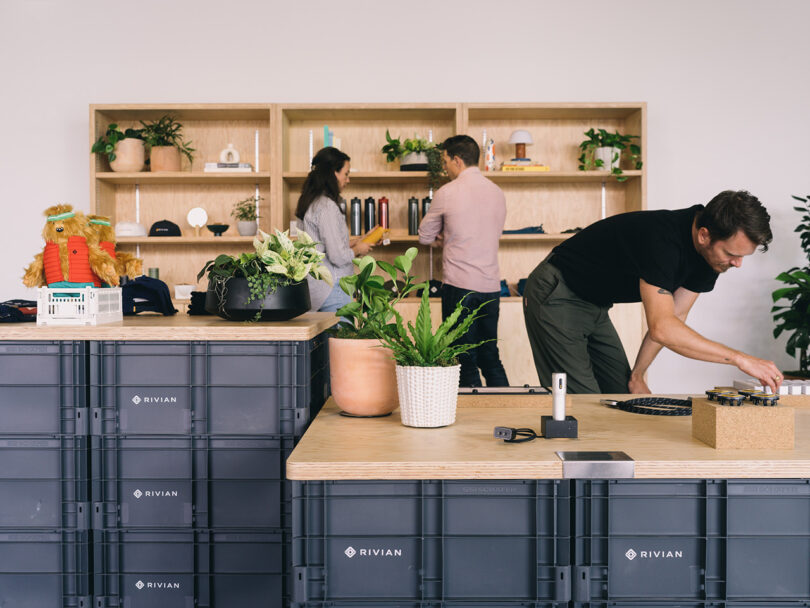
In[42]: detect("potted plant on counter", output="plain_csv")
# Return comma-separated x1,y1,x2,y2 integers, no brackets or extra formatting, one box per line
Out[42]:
577,128,641,181
374,288,491,428
772,194,810,378
329,247,421,417
231,195,262,236
382,130,444,189
198,228,331,321
141,114,195,172
91,124,145,172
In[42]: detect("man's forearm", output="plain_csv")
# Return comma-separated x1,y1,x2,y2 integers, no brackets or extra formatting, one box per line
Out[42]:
631,330,664,379
650,316,741,365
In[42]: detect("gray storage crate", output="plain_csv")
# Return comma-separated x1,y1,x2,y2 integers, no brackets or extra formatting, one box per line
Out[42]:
0,341,87,435
92,435,294,529
0,436,88,529
89,337,328,437
291,480,571,606
573,479,810,602
0,529,89,607
93,529,285,608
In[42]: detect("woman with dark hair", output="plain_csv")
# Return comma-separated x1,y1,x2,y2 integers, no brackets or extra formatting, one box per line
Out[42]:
297,147,374,312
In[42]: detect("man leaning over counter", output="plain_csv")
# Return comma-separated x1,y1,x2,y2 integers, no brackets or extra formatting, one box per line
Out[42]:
523,190,783,394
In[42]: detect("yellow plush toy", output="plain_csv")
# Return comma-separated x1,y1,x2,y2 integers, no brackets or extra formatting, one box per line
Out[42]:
23,204,119,288
86,214,143,279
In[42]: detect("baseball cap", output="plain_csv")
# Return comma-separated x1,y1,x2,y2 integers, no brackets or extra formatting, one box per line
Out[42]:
115,222,147,237
149,220,182,237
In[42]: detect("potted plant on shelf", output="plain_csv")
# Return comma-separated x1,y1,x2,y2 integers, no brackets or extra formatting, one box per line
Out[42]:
374,288,491,428
140,114,195,172
329,247,421,417
382,130,444,189
231,195,262,236
91,124,145,172
198,228,331,322
772,194,810,378
577,128,641,181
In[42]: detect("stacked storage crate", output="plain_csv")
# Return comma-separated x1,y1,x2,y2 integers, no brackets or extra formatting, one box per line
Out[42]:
0,341,90,607
90,338,327,608
291,479,572,607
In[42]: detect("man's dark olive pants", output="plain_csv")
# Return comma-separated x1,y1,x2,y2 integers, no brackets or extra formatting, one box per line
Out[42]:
522,256,631,394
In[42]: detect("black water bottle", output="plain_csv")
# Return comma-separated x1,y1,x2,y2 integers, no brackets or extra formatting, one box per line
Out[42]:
364,197,376,232
350,197,361,236
408,197,419,235
421,196,432,219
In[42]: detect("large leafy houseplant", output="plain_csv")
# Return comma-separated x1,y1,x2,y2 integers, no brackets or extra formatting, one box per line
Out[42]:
333,247,420,338
374,287,492,367
577,128,641,181
772,194,810,376
198,229,331,320
381,130,444,190
91,124,144,162
140,114,195,164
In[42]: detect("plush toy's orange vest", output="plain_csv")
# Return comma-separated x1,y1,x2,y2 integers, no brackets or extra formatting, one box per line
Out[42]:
43,237,96,285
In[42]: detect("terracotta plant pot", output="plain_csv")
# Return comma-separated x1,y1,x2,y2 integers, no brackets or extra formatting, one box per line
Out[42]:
150,146,181,172
109,138,145,172
329,337,399,416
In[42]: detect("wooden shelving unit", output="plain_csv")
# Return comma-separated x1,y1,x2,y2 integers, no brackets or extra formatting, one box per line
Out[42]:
91,102,646,384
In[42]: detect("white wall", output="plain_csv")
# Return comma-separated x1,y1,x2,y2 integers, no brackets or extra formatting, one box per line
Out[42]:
1,0,808,392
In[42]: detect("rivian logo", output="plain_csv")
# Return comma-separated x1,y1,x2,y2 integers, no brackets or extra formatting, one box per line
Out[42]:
625,547,683,560
131,395,177,404
344,546,356,558
135,581,144,589
133,489,143,499
133,489,179,498
343,545,402,558
131,395,142,404
625,549,637,560
134,580,180,590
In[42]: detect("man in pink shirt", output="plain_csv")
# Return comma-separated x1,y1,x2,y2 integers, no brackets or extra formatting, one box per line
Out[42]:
418,135,509,387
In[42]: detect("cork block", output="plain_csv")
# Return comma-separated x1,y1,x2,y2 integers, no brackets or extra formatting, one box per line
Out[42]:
692,398,794,449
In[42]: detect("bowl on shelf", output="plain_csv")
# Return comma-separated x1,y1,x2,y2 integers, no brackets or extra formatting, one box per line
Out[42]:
206,224,229,237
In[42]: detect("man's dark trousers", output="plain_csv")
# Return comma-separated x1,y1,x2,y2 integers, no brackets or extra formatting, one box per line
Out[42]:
441,283,509,387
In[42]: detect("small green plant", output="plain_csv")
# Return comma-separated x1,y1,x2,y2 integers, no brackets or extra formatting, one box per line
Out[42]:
198,229,332,320
140,115,195,164
90,124,143,162
374,288,492,367
771,194,810,376
334,247,421,339
381,130,445,190
231,195,262,222
577,128,641,181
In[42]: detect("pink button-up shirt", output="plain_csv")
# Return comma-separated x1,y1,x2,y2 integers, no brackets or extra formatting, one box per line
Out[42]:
418,166,506,293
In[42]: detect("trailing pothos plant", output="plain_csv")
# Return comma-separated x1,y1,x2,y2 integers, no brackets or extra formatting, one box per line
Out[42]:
577,128,642,181
333,247,421,339
90,124,144,162
374,287,493,367
197,229,332,320
771,194,810,376
381,130,445,190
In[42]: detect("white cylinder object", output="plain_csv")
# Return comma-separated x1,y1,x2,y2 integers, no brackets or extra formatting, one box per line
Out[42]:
552,372,566,421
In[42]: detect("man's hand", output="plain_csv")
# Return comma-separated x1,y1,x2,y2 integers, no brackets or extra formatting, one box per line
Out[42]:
734,352,783,395
431,234,444,247
628,374,651,394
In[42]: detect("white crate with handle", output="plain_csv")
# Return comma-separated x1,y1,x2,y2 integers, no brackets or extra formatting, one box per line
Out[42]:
37,287,122,326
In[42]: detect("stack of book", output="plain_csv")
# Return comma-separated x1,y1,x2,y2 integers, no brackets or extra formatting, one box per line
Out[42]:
204,162,254,173
500,159,550,172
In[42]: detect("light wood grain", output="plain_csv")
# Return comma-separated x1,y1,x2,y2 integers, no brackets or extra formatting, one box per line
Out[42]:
286,394,810,480
0,312,336,341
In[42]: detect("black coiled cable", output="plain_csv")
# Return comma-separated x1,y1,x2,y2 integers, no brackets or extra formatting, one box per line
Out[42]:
602,397,692,416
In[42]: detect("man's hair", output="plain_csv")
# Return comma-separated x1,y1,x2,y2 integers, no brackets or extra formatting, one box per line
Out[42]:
439,135,479,167
696,190,772,252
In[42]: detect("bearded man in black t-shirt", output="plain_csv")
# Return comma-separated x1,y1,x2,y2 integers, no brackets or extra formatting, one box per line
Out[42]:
523,190,783,394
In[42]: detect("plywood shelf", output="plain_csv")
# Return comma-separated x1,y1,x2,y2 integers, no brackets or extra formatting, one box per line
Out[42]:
96,172,271,185
484,170,642,183
283,171,433,184
380,230,573,243
117,236,256,245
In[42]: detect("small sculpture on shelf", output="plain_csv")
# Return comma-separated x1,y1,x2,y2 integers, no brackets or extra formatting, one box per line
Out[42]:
86,214,143,279
22,204,118,288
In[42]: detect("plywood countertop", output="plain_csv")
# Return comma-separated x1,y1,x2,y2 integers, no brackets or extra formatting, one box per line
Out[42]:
286,394,810,480
0,312,337,341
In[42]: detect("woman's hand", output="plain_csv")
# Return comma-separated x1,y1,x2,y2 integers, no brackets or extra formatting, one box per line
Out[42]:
351,240,373,256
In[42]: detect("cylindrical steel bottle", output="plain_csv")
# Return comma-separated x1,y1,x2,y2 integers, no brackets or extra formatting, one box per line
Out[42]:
421,196,432,219
364,197,376,232
378,197,389,229
350,197,361,236
408,197,419,235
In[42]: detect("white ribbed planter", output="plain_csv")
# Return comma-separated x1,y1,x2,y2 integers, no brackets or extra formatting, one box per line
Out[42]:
396,364,460,428
594,146,621,171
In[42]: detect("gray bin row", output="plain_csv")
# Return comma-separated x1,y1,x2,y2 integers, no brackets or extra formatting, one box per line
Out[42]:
0,337,329,437
292,479,810,606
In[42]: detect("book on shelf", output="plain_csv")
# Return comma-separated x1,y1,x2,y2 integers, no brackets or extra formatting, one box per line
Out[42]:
204,162,254,173
500,164,551,172
205,162,253,168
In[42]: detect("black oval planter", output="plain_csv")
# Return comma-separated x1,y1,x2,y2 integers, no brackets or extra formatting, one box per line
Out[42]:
205,278,311,321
